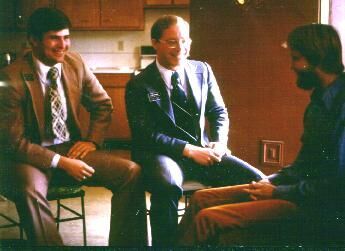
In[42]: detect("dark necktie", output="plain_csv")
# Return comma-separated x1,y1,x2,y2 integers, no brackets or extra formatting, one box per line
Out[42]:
171,71,188,111
171,71,196,139
47,67,69,141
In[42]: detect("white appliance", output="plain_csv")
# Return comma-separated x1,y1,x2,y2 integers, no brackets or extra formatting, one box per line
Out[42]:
140,46,156,69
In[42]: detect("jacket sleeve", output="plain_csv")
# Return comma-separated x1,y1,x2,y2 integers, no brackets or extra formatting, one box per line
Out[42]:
76,54,113,146
269,123,345,203
0,72,56,169
203,62,229,145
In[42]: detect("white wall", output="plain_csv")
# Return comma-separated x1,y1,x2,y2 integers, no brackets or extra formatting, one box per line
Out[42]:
320,0,330,24
329,0,345,66
0,9,189,69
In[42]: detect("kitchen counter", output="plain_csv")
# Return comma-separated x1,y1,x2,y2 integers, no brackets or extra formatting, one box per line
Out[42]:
91,67,135,74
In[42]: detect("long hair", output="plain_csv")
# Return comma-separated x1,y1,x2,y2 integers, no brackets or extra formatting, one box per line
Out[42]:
288,24,344,74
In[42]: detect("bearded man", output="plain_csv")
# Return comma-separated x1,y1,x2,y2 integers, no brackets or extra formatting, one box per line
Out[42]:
177,23,345,246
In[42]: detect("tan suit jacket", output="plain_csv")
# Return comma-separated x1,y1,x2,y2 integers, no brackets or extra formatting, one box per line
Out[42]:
0,51,147,246
0,51,112,169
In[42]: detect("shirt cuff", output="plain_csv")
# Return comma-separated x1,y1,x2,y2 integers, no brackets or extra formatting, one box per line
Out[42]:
51,154,61,168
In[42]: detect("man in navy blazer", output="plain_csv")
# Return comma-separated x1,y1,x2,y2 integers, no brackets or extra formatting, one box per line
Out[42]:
125,15,265,246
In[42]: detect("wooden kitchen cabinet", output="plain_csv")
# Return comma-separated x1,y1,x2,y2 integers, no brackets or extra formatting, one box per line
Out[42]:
173,0,189,4
54,0,144,30
145,0,189,7
79,73,132,141
55,0,100,29
146,0,171,5
96,73,132,140
101,0,144,30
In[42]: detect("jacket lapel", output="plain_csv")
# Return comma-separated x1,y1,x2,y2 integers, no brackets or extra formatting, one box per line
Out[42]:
145,64,175,124
61,61,79,122
21,54,45,139
185,61,202,112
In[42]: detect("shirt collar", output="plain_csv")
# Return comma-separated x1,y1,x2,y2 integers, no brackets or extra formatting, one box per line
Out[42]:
32,55,62,84
156,60,185,90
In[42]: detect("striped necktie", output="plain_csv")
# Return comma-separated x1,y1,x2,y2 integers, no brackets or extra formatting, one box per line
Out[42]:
46,67,69,141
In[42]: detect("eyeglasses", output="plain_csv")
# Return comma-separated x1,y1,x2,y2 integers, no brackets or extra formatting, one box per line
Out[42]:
158,38,192,49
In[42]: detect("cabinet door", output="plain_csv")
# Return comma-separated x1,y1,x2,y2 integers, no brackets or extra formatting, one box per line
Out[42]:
145,0,171,5
16,0,50,30
95,73,132,140
173,0,189,4
55,0,100,29
101,0,144,30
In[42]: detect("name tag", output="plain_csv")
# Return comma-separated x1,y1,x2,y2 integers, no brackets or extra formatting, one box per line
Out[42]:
23,73,34,81
148,92,160,102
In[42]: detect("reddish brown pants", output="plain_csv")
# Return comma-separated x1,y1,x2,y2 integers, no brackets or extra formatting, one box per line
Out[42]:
177,184,298,246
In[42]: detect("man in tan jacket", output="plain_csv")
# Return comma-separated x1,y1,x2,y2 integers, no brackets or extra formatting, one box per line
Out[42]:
0,7,146,246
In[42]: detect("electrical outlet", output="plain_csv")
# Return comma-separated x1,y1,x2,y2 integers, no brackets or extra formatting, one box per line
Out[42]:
117,41,124,51
261,140,284,166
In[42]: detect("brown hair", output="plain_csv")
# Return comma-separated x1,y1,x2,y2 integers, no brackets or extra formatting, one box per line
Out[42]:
151,15,189,40
288,24,344,74
27,7,71,40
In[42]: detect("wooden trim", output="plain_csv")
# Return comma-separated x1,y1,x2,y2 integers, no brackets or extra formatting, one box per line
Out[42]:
144,4,188,8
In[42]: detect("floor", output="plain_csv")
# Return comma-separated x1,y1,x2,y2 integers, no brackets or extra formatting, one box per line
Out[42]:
0,186,186,246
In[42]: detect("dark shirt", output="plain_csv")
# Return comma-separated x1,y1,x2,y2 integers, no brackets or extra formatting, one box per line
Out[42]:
269,75,345,207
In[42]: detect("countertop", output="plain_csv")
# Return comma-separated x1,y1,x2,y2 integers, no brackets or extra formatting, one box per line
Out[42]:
91,67,135,74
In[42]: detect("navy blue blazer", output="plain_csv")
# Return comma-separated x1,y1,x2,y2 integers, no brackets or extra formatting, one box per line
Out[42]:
125,60,229,161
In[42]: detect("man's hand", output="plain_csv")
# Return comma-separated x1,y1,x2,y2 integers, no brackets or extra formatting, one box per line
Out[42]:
208,142,229,158
67,141,96,159
183,144,221,166
243,181,276,200
58,156,95,181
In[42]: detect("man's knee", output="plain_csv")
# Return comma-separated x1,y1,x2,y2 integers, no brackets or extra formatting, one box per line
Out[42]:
196,207,215,222
10,163,49,199
148,155,183,190
190,190,209,209
125,160,141,182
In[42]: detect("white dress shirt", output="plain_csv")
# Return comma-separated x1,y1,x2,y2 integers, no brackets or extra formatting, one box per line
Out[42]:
156,60,188,97
33,56,71,167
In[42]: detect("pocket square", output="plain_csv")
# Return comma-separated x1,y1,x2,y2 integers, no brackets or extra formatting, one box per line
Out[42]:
147,92,160,102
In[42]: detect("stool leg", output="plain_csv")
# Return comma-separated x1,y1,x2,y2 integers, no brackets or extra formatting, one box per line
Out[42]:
81,195,87,246
56,199,61,230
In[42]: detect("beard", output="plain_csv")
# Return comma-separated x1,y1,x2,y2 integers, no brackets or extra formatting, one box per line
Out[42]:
296,68,322,90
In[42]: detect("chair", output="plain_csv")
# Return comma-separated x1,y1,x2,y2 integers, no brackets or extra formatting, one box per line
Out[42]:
146,180,209,217
0,195,24,240
47,185,87,246
0,185,87,246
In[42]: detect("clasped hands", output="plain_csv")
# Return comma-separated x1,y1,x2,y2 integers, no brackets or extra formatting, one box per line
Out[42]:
183,142,229,166
58,141,96,182
243,179,276,200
